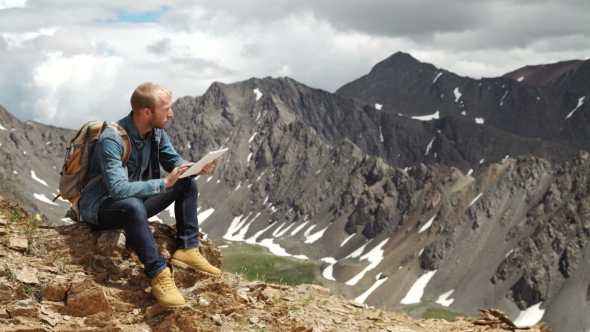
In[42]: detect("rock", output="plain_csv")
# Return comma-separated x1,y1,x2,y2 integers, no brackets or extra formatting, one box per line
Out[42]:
0,227,6,235
198,297,210,306
85,312,112,328
211,313,222,326
41,283,69,301
154,307,202,331
348,300,365,308
97,230,126,257
7,299,38,318
65,279,115,316
249,316,260,324
145,303,169,319
41,301,65,314
9,237,28,251
298,284,331,296
40,313,59,327
13,266,39,284
0,307,9,318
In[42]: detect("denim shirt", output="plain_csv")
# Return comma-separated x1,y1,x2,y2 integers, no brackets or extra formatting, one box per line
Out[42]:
79,112,189,224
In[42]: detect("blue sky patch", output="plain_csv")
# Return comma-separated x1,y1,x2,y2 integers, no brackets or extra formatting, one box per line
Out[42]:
97,6,169,24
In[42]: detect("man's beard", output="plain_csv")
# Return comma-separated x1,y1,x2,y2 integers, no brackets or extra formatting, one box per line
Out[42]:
149,117,168,129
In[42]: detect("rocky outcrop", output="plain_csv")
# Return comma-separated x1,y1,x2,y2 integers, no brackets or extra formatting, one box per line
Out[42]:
0,196,544,332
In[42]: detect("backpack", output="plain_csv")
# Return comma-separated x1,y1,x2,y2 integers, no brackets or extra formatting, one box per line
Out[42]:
54,121,131,222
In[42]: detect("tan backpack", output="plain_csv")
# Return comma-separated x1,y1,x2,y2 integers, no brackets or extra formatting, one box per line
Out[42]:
54,121,131,222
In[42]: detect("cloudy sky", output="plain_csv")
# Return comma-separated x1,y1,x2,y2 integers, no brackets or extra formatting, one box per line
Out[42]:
1,0,589,128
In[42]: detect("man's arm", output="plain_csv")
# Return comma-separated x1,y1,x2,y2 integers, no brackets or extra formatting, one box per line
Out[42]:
98,132,166,199
157,130,189,173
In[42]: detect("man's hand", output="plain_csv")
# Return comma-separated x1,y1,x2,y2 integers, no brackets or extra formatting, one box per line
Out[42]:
164,163,194,188
198,159,217,176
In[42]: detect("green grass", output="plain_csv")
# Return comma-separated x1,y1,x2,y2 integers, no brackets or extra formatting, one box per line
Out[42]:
400,303,466,322
219,242,321,286
421,307,465,321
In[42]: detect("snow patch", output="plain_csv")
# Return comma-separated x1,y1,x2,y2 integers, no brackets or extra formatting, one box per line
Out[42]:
198,208,215,224
564,96,586,120
31,170,48,186
165,203,175,218
275,223,295,237
247,153,253,164
480,158,485,164
320,257,337,281
425,137,436,156
34,193,58,205
435,289,455,307
0,122,5,130
461,111,466,115
453,88,462,102
500,91,509,106
517,76,525,82
400,270,437,304
341,233,355,247
148,215,163,223
291,221,310,236
346,238,389,286
467,169,473,176
355,275,388,304
256,170,267,182
253,88,263,101
513,302,545,327
346,239,373,259
248,132,258,143
379,126,384,142
433,72,442,83
475,117,484,124
470,193,483,206
304,225,329,244
411,111,439,121
418,216,435,233
375,103,382,110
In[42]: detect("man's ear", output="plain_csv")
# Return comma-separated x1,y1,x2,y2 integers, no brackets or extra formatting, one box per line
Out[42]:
141,107,151,117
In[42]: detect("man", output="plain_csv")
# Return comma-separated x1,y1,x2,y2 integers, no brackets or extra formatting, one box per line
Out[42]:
79,82,219,307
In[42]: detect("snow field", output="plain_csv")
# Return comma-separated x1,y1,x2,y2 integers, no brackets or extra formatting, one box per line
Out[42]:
400,270,437,304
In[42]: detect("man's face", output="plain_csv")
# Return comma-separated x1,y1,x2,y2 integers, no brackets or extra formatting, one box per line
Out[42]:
148,94,173,129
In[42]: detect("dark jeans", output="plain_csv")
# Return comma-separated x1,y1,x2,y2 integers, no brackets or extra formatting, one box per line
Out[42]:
93,178,200,278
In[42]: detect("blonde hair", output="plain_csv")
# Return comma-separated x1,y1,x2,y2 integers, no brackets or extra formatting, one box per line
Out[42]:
130,82,172,114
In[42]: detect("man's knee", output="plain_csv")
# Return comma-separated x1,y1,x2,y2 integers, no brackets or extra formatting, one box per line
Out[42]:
122,198,147,217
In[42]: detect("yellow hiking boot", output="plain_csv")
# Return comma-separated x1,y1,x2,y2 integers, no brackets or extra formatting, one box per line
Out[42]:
151,267,185,307
170,248,221,277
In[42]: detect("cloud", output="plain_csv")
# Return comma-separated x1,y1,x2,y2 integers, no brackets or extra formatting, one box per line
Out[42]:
147,37,172,55
0,0,589,129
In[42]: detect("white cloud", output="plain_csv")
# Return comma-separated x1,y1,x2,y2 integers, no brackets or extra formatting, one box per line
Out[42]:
0,1,588,128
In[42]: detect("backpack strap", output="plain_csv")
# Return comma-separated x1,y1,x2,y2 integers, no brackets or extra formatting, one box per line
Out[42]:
104,122,131,165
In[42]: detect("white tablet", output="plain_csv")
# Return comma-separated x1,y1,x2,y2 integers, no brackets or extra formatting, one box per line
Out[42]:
180,148,228,178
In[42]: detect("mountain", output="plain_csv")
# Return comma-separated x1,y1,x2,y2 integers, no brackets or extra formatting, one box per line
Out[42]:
336,52,590,152
0,53,589,331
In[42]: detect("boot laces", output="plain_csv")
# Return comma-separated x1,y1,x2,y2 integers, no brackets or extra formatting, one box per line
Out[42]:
159,271,175,292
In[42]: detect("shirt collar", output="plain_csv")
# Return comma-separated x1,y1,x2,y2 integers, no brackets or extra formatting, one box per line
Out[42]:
124,111,151,150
